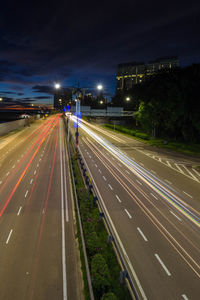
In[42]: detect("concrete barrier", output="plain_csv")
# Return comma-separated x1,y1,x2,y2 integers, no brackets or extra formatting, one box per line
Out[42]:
0,115,40,136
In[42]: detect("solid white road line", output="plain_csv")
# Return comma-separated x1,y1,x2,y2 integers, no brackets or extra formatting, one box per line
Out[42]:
125,209,132,219
170,210,182,221
155,253,171,276
151,193,158,199
183,191,193,198
108,184,113,190
60,120,67,300
137,227,148,242
6,229,13,244
103,176,107,181
182,294,189,300
25,190,29,198
115,195,122,203
17,206,22,216
193,168,200,177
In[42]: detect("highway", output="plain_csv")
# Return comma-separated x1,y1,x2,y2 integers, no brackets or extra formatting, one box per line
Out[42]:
0,116,82,300
70,116,200,300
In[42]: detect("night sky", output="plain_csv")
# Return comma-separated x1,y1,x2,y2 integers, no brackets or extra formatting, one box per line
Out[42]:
1,0,200,104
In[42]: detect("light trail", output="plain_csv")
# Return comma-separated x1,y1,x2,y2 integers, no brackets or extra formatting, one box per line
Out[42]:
72,116,200,229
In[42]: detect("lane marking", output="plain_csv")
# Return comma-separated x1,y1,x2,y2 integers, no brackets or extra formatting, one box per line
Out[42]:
183,191,193,198
30,179,33,184
166,161,172,168
6,229,13,244
34,170,36,175
151,193,158,200
89,155,91,158
25,190,29,198
98,169,102,174
140,163,144,167
182,295,189,300
6,172,10,176
103,176,107,181
37,163,39,167
151,170,156,174
181,165,198,181
125,209,132,219
115,194,122,203
165,179,172,185
108,184,113,190
95,164,97,168
59,120,67,300
193,169,200,177
155,254,171,276
17,206,22,216
0,181,2,184
12,164,15,169
170,210,182,221
17,159,20,162
137,180,142,185
117,163,122,166
137,227,148,242
125,170,130,174
175,164,184,174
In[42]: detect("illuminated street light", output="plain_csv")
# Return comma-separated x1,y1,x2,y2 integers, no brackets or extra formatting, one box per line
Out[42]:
55,83,61,89
0,97,3,101
126,97,130,101
100,100,103,104
97,84,103,90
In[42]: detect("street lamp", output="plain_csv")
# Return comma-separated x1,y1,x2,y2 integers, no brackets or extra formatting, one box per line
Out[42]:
55,83,61,89
126,97,130,101
0,97,3,102
97,84,103,91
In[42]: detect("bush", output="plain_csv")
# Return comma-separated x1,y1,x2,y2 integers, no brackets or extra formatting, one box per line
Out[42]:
91,254,111,294
101,292,118,300
86,231,102,256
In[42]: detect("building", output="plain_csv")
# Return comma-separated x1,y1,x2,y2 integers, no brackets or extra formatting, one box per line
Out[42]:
116,57,179,91
54,88,72,110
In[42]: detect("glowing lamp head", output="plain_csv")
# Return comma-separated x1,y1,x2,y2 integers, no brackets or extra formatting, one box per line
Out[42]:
97,84,103,90
55,83,61,89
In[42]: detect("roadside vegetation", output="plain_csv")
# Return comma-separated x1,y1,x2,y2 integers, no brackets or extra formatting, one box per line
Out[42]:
69,140,131,300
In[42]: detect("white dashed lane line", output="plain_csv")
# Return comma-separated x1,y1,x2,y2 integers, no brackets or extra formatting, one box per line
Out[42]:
12,164,15,169
137,180,142,185
17,206,22,216
103,176,107,181
183,191,193,198
95,164,97,168
137,227,148,242
151,193,158,200
165,179,172,185
6,229,13,244
124,209,132,219
115,195,122,203
154,254,171,276
117,163,122,166
170,210,182,221
34,170,36,175
108,184,113,190
125,170,130,174
25,190,29,198
30,179,33,184
37,164,39,167
182,294,189,300
6,172,10,176
98,169,102,174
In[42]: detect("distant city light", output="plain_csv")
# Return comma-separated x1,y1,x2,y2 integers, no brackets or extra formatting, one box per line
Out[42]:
55,83,61,89
0,97,3,101
100,100,103,104
126,97,130,101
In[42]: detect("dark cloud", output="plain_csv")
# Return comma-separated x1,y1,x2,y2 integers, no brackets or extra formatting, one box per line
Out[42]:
32,85,54,94
0,0,200,101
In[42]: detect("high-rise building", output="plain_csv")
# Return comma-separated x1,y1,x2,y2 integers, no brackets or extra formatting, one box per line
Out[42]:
116,57,179,91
